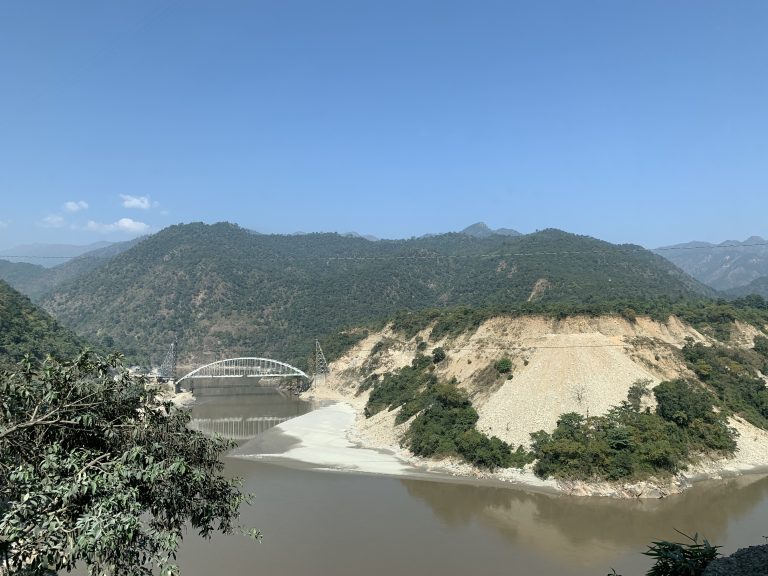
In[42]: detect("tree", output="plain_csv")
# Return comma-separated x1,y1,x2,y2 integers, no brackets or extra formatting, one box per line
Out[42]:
431,347,446,364
0,351,252,575
627,378,652,412
654,379,714,427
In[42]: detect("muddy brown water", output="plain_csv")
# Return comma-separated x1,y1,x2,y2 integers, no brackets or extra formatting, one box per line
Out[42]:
176,390,768,576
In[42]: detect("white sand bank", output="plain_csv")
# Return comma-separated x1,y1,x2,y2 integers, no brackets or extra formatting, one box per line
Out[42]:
234,403,416,476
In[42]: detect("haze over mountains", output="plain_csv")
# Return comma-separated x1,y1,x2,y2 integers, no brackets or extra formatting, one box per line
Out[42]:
725,276,768,299
0,239,140,300
655,236,768,292
0,241,114,266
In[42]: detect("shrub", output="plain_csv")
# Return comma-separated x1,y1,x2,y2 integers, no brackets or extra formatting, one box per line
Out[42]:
753,335,768,356
457,430,514,469
364,364,436,421
407,385,518,470
643,531,720,576
495,358,513,374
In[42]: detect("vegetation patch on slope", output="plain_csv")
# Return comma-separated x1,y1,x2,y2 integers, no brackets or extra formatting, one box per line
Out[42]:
725,275,768,299
529,380,737,481
682,339,768,429
363,352,529,470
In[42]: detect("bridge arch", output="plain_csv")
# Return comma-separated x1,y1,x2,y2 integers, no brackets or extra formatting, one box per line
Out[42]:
176,357,309,387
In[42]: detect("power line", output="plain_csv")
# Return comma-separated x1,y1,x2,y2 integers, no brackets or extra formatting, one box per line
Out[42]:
655,241,768,251
3,239,768,262
351,343,630,351
132,342,636,360
0,255,100,260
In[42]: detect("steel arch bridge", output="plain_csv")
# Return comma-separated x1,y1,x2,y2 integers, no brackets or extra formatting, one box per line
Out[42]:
176,357,309,387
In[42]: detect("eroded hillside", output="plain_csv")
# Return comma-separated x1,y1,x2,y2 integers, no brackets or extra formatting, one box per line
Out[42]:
311,313,768,495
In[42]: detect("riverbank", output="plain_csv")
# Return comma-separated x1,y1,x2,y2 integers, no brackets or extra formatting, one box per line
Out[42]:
297,383,768,498
298,315,768,498
231,401,562,493
230,395,768,498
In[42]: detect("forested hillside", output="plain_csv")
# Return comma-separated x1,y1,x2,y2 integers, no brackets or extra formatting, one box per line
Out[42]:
0,260,49,297
725,276,768,299
0,281,82,368
39,222,715,371
0,239,139,300
655,236,768,291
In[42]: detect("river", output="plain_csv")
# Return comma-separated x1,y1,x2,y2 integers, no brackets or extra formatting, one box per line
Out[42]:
177,388,768,576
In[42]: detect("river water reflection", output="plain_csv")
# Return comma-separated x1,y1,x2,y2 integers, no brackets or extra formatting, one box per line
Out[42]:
178,390,768,576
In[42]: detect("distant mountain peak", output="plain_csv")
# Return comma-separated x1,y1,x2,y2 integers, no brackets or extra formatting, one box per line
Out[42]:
460,222,522,238
342,232,379,241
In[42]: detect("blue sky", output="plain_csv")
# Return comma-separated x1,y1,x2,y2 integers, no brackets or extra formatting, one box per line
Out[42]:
1,0,767,249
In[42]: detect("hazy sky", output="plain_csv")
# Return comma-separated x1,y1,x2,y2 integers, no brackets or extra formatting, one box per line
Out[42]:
1,1,767,249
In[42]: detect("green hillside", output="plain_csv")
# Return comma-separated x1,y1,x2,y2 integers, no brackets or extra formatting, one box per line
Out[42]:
725,276,768,299
40,222,715,371
0,260,49,297
0,280,82,368
0,239,139,301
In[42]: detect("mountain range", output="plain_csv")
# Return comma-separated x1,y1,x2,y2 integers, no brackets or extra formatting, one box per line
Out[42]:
654,236,768,291
16,221,714,371
8,222,768,373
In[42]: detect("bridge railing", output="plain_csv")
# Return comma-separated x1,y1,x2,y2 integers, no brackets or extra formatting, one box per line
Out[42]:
177,357,309,386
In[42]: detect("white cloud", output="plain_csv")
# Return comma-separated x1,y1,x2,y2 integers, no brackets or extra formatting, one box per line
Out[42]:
63,200,89,212
40,214,66,228
0,220,8,229
86,218,150,234
120,194,157,210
